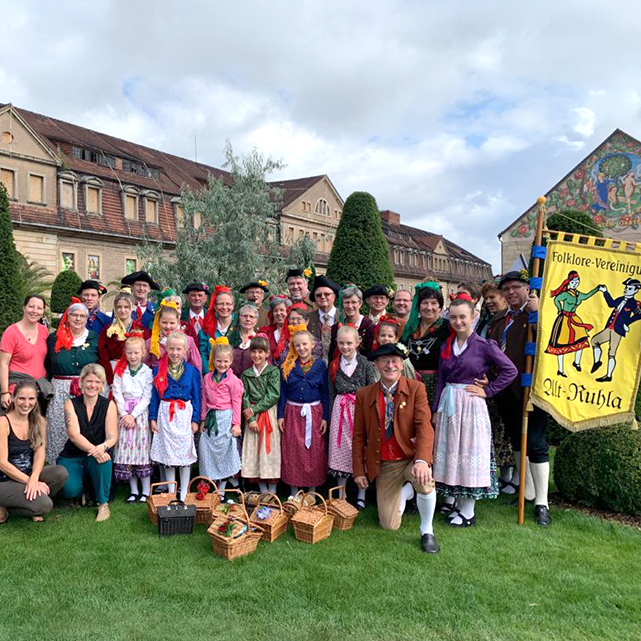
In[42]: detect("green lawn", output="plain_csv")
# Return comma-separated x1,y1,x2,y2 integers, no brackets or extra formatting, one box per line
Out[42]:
1,490,640,641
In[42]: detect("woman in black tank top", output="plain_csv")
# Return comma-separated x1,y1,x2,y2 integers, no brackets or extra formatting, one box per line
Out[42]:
0,381,68,523
57,364,118,522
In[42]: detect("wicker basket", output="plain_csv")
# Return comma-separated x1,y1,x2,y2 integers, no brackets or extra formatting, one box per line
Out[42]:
327,486,358,531
291,492,334,544
208,507,263,560
209,488,246,523
147,481,178,526
157,499,196,537
249,493,289,542
184,476,220,524
282,490,316,521
244,491,264,510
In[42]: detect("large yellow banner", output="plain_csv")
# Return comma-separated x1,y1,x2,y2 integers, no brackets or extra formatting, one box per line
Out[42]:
531,239,641,430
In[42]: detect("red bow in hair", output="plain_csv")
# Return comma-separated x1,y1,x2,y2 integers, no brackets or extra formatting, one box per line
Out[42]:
114,354,129,378
442,292,475,360
153,353,170,397
203,285,231,337
550,271,579,298
54,297,83,353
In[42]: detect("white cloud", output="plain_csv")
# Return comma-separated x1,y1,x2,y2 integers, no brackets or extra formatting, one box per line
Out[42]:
2,0,641,272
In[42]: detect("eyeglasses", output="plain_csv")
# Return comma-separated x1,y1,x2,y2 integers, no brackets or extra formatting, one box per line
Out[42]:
68,313,88,319
502,284,526,293
315,292,333,298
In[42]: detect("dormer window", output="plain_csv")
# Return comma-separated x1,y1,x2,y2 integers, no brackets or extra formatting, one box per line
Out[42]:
81,176,103,215
59,171,78,210
122,185,140,221
142,189,160,224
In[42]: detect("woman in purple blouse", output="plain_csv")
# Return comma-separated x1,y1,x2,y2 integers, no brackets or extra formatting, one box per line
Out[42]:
432,294,517,528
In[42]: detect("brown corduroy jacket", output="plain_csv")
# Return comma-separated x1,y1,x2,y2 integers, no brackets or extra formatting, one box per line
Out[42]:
352,376,434,482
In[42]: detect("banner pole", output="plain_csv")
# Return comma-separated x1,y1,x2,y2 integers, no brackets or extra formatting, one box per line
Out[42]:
518,196,547,525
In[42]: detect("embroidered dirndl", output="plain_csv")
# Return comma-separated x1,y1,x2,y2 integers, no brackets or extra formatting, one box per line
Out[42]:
281,400,327,487
198,408,241,480
433,383,498,500
114,396,153,480
150,399,197,467
417,370,438,407
241,406,280,480
328,393,356,476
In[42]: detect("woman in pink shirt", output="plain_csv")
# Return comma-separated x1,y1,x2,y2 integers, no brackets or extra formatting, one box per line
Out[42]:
0,295,51,411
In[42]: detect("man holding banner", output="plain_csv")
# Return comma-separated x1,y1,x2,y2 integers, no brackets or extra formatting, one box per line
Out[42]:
489,270,552,526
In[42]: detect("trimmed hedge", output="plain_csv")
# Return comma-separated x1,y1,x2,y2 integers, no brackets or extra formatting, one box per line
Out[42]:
0,183,23,333
554,424,641,515
51,269,82,314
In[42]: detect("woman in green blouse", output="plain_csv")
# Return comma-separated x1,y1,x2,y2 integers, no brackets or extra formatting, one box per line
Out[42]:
45,300,99,462
545,271,601,377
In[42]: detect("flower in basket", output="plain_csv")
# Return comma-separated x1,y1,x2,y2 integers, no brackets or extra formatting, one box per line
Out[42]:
218,520,237,537
255,506,273,521
195,480,210,501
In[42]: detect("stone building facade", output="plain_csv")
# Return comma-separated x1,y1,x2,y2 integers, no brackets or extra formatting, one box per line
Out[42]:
1,102,490,296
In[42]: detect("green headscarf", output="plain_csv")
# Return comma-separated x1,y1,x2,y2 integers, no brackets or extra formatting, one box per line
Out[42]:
401,281,442,342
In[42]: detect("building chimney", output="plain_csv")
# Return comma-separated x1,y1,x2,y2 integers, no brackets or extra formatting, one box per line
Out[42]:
380,210,401,226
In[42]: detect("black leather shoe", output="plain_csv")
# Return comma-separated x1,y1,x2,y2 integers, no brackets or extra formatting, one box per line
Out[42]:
421,533,439,554
572,361,581,372
590,361,602,373
595,375,612,383
534,505,551,526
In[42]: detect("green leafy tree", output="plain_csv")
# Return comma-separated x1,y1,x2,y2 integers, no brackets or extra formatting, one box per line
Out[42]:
50,269,82,314
0,184,23,333
326,191,394,290
16,252,53,302
138,142,286,296
288,234,317,285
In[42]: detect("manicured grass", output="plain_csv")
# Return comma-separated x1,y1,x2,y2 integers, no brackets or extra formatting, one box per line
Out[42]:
1,491,640,641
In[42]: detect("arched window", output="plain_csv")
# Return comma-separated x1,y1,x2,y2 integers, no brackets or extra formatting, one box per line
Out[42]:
314,198,330,216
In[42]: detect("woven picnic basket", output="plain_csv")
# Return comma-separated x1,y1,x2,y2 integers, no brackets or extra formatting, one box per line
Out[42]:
147,481,178,526
184,476,220,524
244,491,264,511
209,488,246,523
249,493,289,542
208,507,263,561
282,490,316,521
327,485,358,531
291,492,334,544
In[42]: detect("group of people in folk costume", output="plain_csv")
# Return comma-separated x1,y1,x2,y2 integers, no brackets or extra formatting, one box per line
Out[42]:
0,265,551,553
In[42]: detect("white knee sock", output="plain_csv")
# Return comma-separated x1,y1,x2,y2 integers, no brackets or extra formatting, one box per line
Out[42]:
449,497,475,525
178,466,191,502
398,482,415,515
416,490,436,535
337,477,347,488
499,466,512,483
258,482,268,493
268,483,277,494
529,462,550,507
128,477,139,496
228,476,239,488
357,487,366,502
442,495,456,506
308,486,316,493
140,476,151,496
290,485,299,497
164,466,176,487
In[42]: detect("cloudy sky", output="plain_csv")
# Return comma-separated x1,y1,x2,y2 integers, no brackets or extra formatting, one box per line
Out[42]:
2,0,640,270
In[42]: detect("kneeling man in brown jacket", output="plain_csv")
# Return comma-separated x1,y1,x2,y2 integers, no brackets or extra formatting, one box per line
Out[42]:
353,343,439,553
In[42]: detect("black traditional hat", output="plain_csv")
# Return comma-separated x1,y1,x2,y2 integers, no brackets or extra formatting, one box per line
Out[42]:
623,278,641,288
368,343,408,361
240,280,269,294
310,275,340,302
182,282,210,294
498,270,529,289
286,268,304,281
121,270,160,291
77,280,107,295
363,284,390,299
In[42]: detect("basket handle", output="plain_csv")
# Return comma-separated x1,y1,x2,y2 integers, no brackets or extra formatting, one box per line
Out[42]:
167,499,186,506
303,491,327,516
256,492,283,515
220,488,246,505
188,476,219,493
150,481,177,494
228,506,264,534
328,486,346,502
